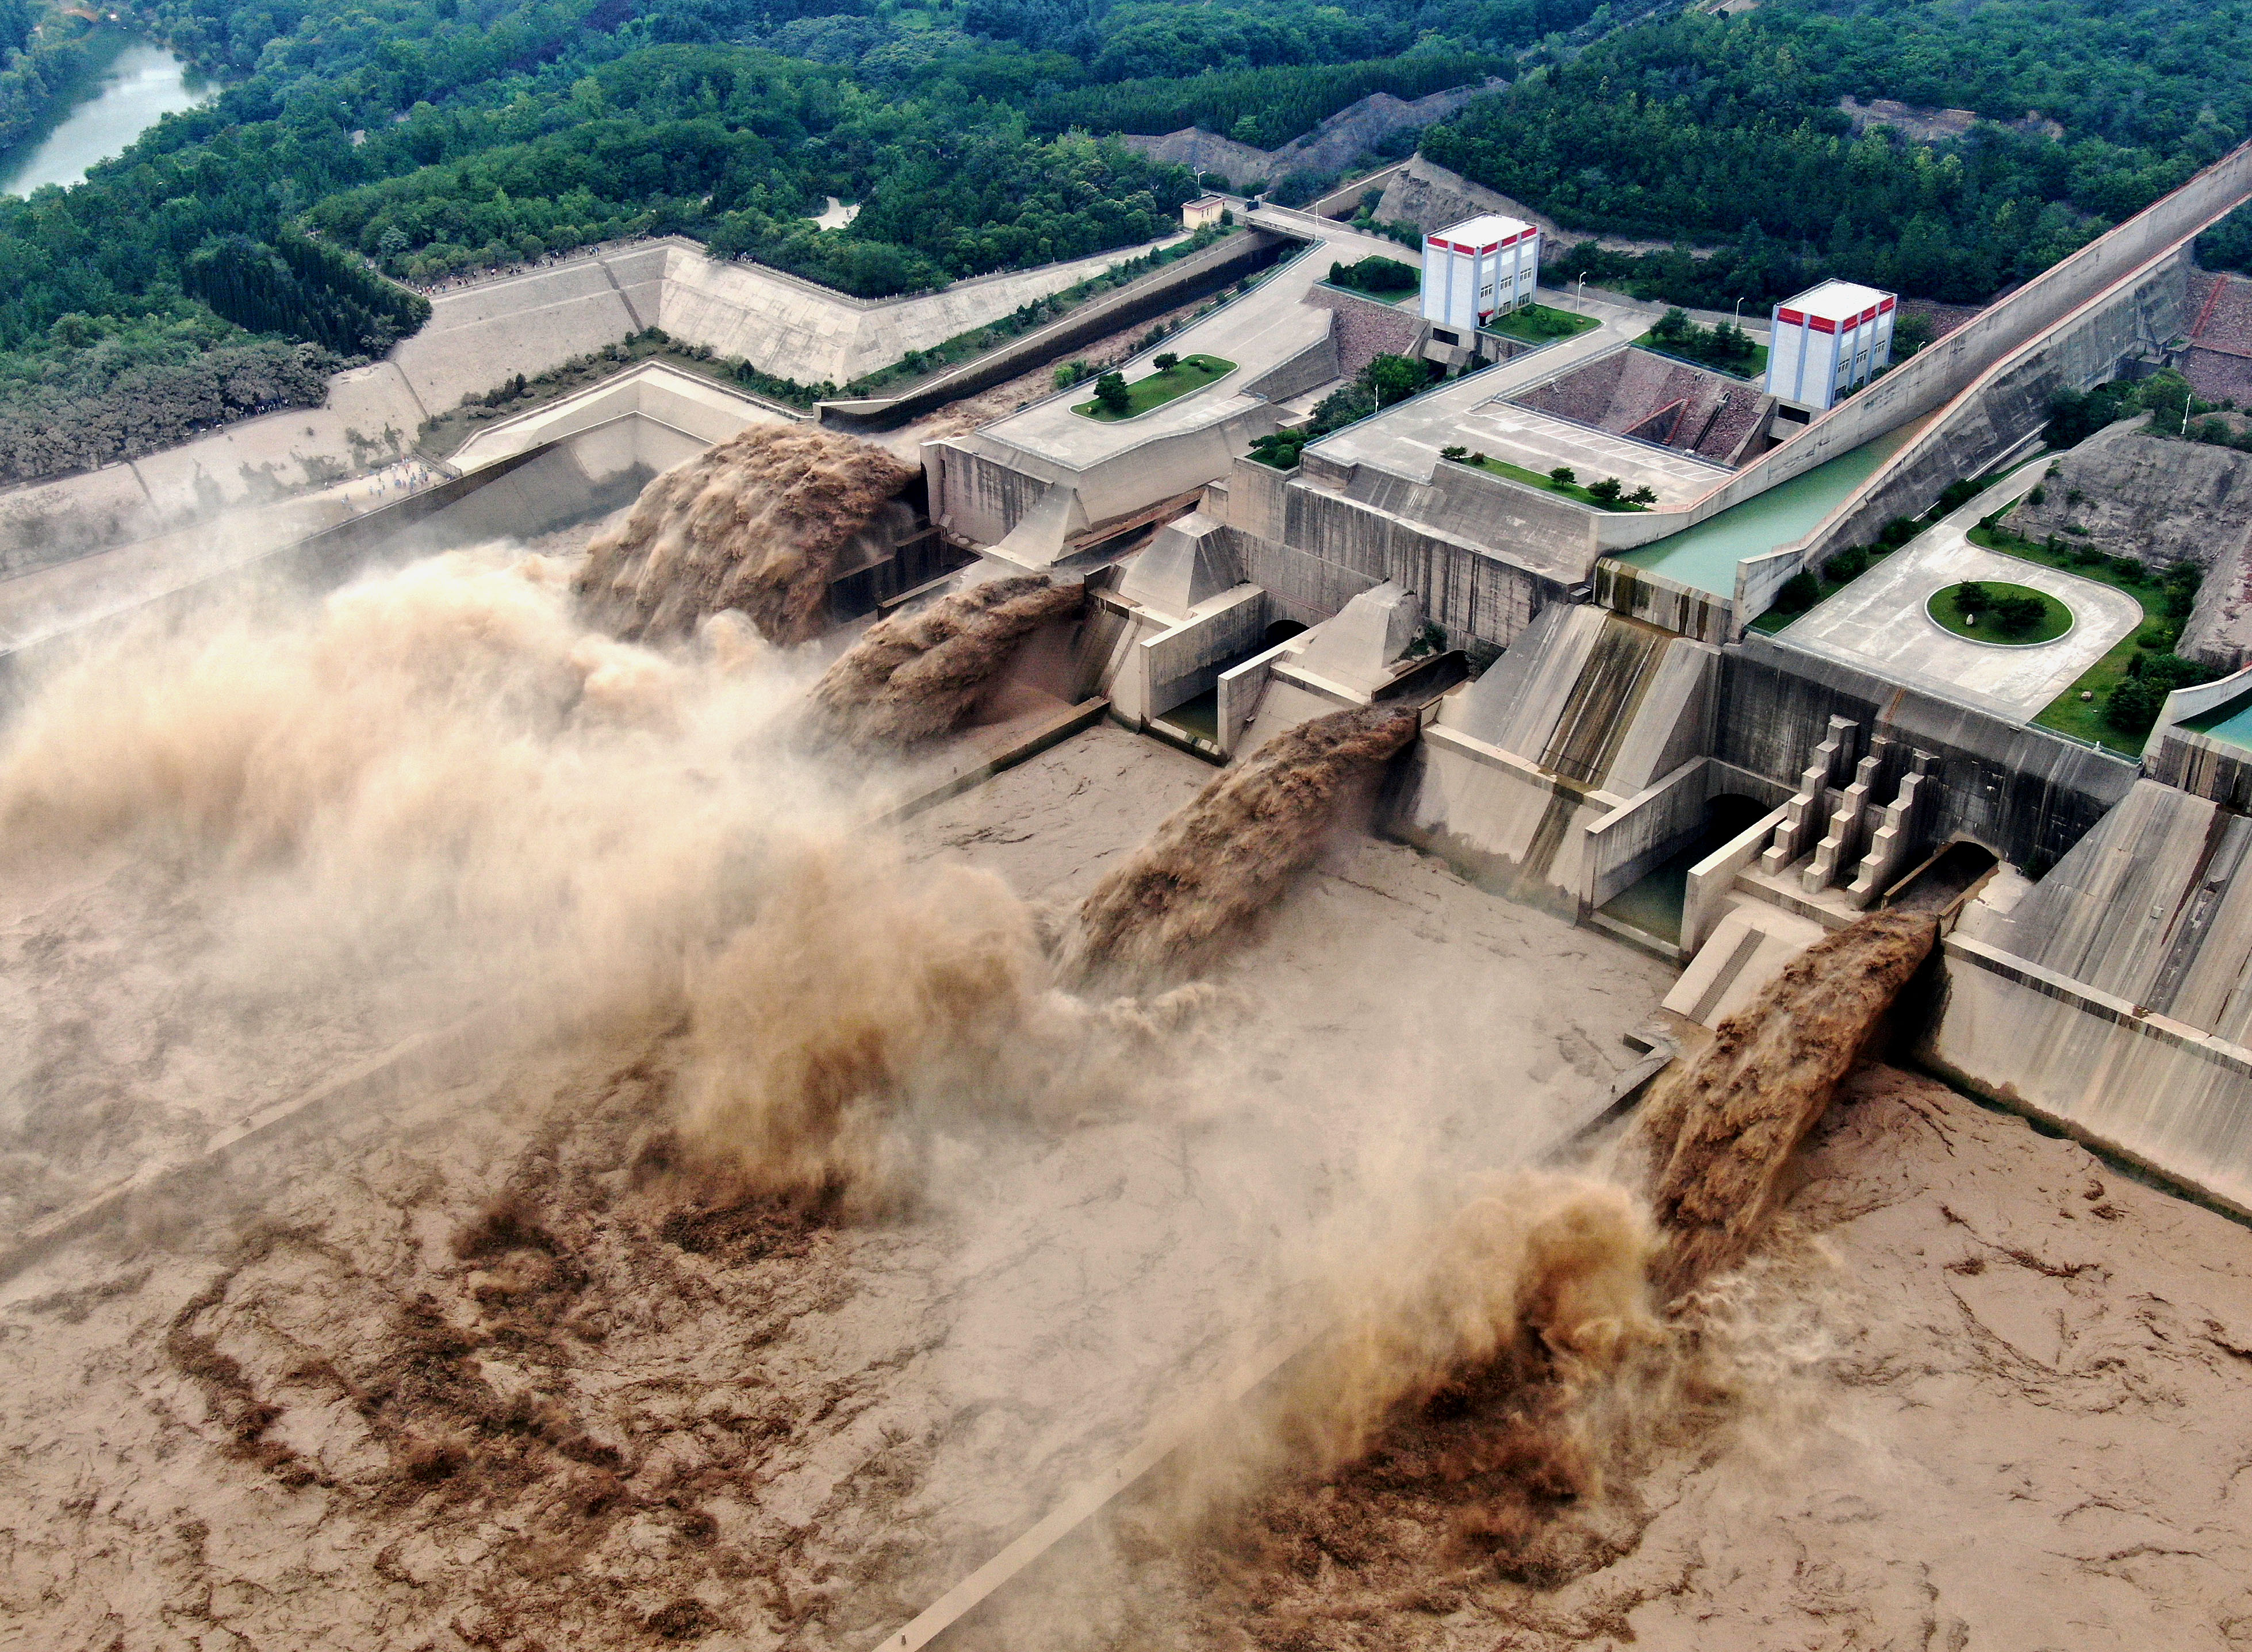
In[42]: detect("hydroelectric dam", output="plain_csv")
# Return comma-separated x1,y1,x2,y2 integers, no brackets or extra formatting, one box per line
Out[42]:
7,142,2252,1652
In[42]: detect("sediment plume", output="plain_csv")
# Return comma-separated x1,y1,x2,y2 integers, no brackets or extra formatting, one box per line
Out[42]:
574,423,916,647
1633,908,1937,1301
1164,917,1944,1604
1068,702,1420,982
1277,1175,1659,1477
0,547,1158,1214
807,574,1084,747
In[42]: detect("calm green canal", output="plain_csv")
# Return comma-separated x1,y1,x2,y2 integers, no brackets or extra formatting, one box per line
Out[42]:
1608,423,1919,597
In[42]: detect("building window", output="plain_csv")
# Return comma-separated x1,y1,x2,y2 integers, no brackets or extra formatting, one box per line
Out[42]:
1433,329,1459,345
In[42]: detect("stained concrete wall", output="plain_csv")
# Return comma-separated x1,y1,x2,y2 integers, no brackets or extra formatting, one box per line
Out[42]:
1590,560,1732,643
1383,605,1720,909
927,440,1069,550
1923,778,2252,1215
1217,458,1582,653
1925,940,2252,1217
1139,585,1268,719
1387,725,1609,913
1720,636,2138,871
1583,758,1712,910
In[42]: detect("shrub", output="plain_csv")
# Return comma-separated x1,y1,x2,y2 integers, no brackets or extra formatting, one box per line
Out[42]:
1093,371,1131,414
1586,476,1625,504
1936,478,1982,514
1363,352,1426,408
2162,562,2201,618
1548,465,1576,486
1627,484,1658,505
1153,351,1179,372
2107,674,2166,733
1774,570,1821,612
1441,445,1468,461
1825,546,1871,583
1991,593,2048,634
2109,651,2223,735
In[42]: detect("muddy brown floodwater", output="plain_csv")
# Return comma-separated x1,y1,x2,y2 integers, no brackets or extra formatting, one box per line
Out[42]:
0,720,1680,1650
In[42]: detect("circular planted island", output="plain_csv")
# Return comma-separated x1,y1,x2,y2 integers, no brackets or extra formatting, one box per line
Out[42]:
1926,580,2073,646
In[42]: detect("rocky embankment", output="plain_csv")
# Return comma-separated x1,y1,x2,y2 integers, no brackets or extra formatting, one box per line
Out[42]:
2005,414,2252,667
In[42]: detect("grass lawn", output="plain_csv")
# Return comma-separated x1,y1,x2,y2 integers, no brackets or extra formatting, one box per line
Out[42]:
1072,353,1235,420
1969,522,2178,754
1486,303,1600,345
1632,333,1770,381
1927,581,2074,645
1459,454,1649,512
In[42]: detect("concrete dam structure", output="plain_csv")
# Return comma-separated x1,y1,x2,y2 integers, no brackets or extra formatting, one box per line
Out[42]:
901,140,2252,1218
18,147,2252,1651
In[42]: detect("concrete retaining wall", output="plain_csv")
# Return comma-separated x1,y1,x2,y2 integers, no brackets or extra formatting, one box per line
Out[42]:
1927,933,2252,1217
1139,585,1268,720
1720,637,2137,872
1592,560,1731,643
1580,140,2252,568
1386,725,1607,913
927,440,1067,549
1788,248,2192,589
1244,333,1342,402
1226,471,1574,652
822,229,1292,431
1585,758,1710,909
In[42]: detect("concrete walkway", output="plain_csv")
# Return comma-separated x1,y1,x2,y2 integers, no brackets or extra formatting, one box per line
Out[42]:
972,213,1426,470
1777,459,2143,721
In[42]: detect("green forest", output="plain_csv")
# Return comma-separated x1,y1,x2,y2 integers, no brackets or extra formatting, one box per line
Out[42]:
3,0,2252,483
1424,0,2252,307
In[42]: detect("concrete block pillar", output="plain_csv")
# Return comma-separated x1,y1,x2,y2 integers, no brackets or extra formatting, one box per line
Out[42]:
1760,716,1859,874
1844,747,1938,907
1805,751,1882,893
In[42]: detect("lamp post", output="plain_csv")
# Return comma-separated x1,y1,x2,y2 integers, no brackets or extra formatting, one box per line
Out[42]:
1733,296,1744,328
1575,272,1586,313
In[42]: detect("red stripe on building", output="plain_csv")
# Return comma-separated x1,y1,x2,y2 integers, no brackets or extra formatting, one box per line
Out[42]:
1878,295,1896,312
1809,316,1837,333
1777,308,1804,325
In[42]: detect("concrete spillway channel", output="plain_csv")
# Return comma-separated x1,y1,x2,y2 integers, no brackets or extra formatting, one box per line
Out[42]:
872,1030,1682,1650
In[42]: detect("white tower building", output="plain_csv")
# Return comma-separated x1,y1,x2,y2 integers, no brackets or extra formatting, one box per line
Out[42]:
1765,279,1896,410
1420,214,1541,333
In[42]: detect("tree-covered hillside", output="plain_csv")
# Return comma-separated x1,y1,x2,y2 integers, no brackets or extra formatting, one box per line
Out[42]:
6,0,2252,487
1425,0,2252,308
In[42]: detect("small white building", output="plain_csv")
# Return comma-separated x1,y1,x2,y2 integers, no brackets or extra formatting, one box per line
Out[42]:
1766,279,1896,410
1182,195,1227,230
1420,213,1541,333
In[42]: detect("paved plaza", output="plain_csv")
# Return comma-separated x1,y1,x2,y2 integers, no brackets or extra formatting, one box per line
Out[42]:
1777,463,2142,721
